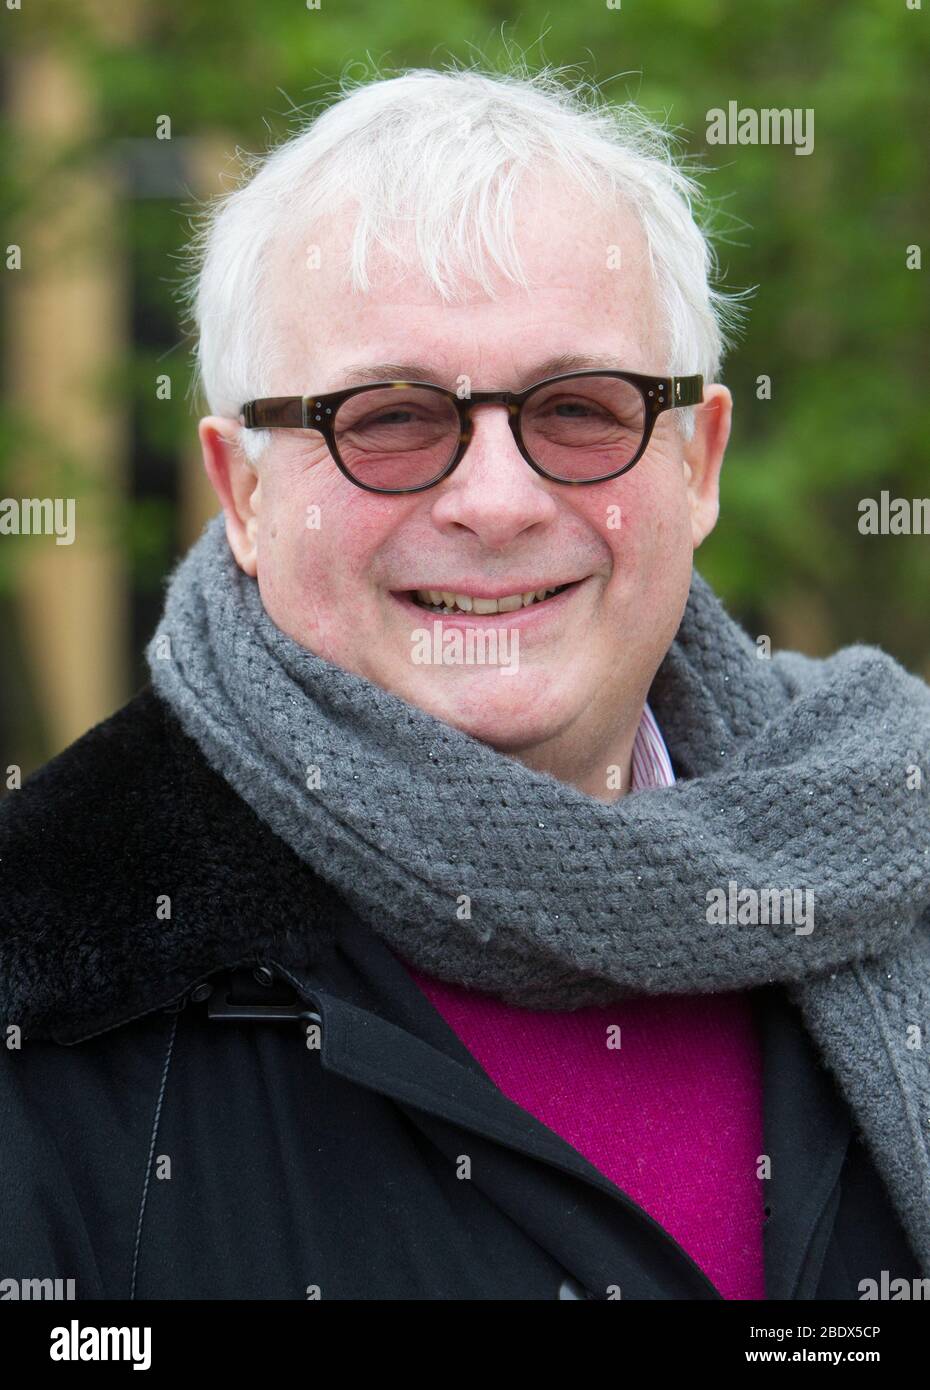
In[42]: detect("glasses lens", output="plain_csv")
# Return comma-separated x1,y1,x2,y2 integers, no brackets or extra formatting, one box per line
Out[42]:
520,375,646,481
334,386,460,491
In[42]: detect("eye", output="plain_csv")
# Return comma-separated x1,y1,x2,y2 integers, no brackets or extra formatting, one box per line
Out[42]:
351,405,424,429
543,397,614,419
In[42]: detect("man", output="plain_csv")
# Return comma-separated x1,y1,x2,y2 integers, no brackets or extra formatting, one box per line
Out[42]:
2,65,929,1301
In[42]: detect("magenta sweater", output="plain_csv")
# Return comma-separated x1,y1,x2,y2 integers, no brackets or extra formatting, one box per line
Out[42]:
397,704,766,1299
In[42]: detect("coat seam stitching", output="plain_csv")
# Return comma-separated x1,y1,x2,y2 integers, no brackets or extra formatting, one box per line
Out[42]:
129,1008,179,1299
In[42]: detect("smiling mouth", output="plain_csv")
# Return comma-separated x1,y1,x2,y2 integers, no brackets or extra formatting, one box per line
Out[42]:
407,583,577,615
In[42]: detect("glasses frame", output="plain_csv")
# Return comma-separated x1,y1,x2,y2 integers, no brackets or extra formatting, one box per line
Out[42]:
238,370,704,495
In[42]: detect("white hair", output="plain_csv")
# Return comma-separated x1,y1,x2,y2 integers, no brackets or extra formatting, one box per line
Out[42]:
181,55,749,467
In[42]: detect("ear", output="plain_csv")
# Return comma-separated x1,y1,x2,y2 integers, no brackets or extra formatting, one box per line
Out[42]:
199,416,262,576
682,384,732,549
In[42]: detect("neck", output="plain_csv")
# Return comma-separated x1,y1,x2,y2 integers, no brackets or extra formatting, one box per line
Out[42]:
487,700,644,804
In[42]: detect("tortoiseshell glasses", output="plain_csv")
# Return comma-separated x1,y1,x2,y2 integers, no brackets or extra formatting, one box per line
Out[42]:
239,370,704,495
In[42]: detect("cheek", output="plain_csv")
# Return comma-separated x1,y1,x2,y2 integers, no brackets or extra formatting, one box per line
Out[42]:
584,459,690,566
258,455,400,618
253,455,337,629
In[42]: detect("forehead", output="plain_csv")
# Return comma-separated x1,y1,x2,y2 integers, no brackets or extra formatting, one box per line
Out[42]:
264,174,662,390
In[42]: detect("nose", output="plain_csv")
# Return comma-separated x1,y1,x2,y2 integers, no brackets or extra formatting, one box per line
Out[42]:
428,402,558,548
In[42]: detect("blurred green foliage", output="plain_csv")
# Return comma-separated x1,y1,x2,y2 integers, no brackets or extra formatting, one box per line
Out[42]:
3,0,928,669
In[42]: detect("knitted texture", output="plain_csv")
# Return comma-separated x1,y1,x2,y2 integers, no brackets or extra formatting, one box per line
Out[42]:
146,512,930,1269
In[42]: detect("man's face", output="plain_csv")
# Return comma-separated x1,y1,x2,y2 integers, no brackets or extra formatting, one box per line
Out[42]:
204,179,729,778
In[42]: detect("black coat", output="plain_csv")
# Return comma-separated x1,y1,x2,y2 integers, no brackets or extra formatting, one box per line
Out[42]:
0,688,922,1299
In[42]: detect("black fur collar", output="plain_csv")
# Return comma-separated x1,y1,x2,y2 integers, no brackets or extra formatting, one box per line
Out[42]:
0,686,346,1043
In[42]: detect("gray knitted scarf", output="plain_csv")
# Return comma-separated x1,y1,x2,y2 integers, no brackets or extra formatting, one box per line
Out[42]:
147,512,930,1269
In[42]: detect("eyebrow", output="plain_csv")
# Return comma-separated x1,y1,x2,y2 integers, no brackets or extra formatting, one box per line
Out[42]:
340,353,634,390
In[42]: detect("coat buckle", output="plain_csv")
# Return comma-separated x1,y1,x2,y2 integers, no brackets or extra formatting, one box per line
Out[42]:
204,966,321,1026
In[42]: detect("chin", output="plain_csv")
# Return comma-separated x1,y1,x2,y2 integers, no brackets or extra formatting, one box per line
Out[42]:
405,673,571,752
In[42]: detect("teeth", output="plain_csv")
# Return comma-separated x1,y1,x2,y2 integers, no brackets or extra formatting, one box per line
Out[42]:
414,585,565,614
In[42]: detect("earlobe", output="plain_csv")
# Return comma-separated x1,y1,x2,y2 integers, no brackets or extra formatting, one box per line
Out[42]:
199,415,261,576
235,478,262,577
225,487,260,577
686,386,731,549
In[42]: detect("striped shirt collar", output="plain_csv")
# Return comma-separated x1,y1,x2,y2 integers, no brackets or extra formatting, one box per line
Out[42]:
630,700,676,791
